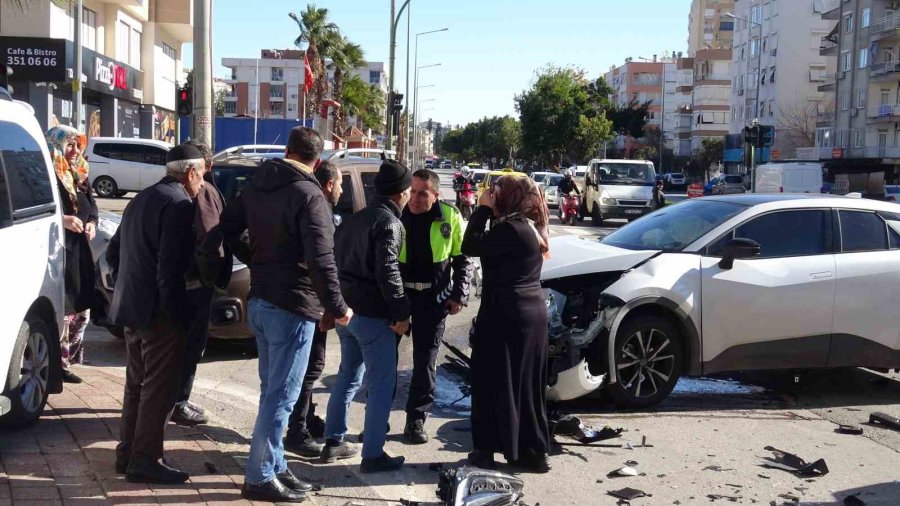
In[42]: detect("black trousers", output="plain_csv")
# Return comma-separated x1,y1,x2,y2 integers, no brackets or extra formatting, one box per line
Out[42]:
177,286,214,404
117,317,185,462
286,326,328,438
404,289,448,421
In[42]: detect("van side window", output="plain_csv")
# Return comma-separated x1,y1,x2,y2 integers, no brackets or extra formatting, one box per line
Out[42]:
0,120,54,212
138,145,167,166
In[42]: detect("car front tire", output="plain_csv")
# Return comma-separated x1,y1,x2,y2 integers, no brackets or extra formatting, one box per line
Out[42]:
608,315,683,408
591,206,604,227
1,315,56,428
93,176,119,198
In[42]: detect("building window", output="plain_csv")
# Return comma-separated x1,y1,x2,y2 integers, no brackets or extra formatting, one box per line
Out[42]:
769,101,774,116
162,43,176,60
855,129,864,148
841,90,851,110
271,67,283,82
270,86,284,99
82,8,96,51
841,51,852,71
117,21,130,62
770,67,776,83
130,27,142,69
369,71,380,84
269,102,284,116
845,13,853,34
224,101,236,114
750,38,759,57
859,48,869,68
862,7,871,28
857,89,866,109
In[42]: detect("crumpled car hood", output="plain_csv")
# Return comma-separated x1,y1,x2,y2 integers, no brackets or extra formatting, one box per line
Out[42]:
541,235,659,280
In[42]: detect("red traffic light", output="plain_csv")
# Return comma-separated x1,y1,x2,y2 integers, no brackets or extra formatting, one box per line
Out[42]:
180,91,188,101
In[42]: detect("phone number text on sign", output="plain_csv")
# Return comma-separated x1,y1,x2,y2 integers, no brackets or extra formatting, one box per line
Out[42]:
0,37,67,82
6,56,58,67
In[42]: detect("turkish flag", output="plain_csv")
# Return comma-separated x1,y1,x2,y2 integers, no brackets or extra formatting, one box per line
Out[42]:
303,54,314,94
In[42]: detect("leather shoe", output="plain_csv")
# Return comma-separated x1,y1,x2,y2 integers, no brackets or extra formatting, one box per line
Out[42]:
125,457,189,484
508,452,551,473
241,477,306,503
467,450,497,470
404,418,429,445
171,402,209,426
277,468,314,493
62,369,82,384
320,440,359,463
360,452,405,473
284,434,324,458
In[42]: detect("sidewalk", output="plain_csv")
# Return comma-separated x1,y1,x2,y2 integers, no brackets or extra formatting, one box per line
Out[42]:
0,367,299,505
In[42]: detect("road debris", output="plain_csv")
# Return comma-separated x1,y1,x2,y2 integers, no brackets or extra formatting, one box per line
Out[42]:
868,412,900,431
760,446,829,477
608,466,639,478
608,487,648,500
707,493,740,502
703,465,734,472
436,466,525,506
836,424,864,435
550,414,623,443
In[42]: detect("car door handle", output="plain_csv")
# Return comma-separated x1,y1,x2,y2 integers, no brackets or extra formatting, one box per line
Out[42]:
809,271,834,280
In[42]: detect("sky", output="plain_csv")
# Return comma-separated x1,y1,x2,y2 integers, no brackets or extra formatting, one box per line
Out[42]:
187,0,693,127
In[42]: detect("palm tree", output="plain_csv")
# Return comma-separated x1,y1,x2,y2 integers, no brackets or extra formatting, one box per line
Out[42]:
289,4,340,120
342,74,385,134
329,36,365,134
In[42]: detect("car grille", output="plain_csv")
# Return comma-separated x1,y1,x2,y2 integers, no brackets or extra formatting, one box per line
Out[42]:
617,200,648,207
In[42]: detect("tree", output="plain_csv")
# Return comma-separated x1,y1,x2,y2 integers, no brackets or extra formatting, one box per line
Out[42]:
777,97,821,157
515,66,613,165
499,117,521,167
439,116,522,167
289,4,341,119
329,36,366,134
214,87,227,116
341,74,384,134
695,138,724,182
608,98,652,139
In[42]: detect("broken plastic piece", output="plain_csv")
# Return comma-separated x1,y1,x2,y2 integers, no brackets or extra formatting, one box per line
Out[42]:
608,487,647,500
550,414,623,443
608,466,638,478
707,493,740,502
761,446,829,477
869,412,900,431
703,465,734,472
836,425,864,435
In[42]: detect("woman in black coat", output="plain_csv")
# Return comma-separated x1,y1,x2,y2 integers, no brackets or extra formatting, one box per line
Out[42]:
461,175,552,473
46,126,98,384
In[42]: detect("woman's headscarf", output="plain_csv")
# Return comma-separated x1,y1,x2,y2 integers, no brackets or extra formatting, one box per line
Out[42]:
493,175,551,258
46,125,89,210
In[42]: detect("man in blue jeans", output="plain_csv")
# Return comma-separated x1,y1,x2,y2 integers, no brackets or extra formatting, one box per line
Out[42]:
222,127,352,503
327,160,413,473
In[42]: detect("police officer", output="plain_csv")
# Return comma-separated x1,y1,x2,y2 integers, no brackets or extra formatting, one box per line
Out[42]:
399,169,472,444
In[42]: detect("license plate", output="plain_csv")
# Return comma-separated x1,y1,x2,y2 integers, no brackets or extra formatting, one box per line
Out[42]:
625,209,643,215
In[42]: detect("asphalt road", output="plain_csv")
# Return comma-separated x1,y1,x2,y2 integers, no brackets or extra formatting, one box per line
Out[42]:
84,193,900,505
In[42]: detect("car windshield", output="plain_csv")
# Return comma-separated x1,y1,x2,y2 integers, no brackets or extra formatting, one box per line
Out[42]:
532,173,549,183
596,163,656,186
724,175,743,184
601,200,747,252
472,172,487,183
546,174,564,187
213,166,257,204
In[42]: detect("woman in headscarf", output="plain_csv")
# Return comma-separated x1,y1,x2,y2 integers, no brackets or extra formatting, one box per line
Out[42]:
461,175,552,473
47,125,98,384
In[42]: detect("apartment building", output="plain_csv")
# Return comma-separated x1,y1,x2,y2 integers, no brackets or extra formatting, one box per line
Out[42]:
727,0,837,163
688,0,736,55
0,0,191,143
802,0,900,191
674,57,696,157
221,50,387,126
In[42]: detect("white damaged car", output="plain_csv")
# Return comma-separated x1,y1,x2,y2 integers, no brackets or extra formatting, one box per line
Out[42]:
542,194,900,407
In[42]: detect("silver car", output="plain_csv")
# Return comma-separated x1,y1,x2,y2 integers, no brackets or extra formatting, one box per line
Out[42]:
715,174,746,195
542,174,564,208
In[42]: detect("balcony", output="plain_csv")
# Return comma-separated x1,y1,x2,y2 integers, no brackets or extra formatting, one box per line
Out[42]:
870,61,900,81
155,0,193,42
870,14,900,42
868,103,900,121
820,0,842,21
863,146,900,159
818,72,837,92
816,112,833,125
819,35,839,56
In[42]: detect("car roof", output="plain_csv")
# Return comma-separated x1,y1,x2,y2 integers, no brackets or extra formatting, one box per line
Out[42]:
703,193,898,211
87,137,172,149
213,156,382,172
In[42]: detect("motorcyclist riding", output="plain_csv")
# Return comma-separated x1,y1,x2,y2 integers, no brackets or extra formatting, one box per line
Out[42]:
558,169,581,196
453,167,473,207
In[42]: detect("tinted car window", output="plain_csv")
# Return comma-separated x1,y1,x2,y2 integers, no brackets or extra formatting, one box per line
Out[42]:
734,210,829,258
92,142,112,158
360,172,377,206
0,162,10,229
0,120,54,212
335,174,354,216
839,210,888,252
213,166,257,204
138,145,168,166
879,211,900,249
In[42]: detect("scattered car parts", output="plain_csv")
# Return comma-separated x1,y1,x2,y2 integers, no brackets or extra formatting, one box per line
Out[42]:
760,446,829,477
437,466,525,506
868,412,900,431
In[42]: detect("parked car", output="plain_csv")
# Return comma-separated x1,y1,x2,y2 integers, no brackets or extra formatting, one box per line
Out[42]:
755,162,824,194
664,172,687,190
441,160,453,170
534,194,900,407
885,185,900,202
714,174,746,195
542,174,565,209
213,144,286,162
0,87,66,427
86,137,173,198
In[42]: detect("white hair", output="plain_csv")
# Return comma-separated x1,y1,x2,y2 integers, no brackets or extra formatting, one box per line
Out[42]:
166,158,204,178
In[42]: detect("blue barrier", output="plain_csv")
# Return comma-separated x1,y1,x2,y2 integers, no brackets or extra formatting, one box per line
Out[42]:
179,116,314,152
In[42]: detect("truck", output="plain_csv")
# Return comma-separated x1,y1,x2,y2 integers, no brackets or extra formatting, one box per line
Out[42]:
581,159,658,226
754,162,823,194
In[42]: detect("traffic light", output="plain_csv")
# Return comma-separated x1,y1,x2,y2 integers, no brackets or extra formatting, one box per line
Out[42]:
177,86,193,117
757,125,775,149
390,92,403,136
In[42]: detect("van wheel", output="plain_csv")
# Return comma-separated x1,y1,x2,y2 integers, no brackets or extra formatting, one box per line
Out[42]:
93,176,119,198
608,315,682,409
1,316,55,428
591,206,604,227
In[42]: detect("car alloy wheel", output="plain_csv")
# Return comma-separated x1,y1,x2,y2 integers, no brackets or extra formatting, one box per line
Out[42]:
19,327,50,414
93,177,118,198
608,315,682,408
2,316,56,428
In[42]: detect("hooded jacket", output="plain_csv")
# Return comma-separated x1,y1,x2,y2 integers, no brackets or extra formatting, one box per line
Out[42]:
221,158,348,320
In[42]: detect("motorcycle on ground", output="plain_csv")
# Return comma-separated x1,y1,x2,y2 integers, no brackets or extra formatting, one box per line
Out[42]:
559,192,580,226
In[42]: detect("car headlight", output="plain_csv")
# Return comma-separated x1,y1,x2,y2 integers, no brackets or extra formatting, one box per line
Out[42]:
97,217,119,235
601,197,616,205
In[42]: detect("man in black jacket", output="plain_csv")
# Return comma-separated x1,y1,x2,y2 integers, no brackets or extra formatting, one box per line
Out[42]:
324,160,412,474
107,143,206,485
221,127,352,503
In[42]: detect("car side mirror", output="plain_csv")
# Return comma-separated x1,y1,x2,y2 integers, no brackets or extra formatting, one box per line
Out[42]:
719,238,760,270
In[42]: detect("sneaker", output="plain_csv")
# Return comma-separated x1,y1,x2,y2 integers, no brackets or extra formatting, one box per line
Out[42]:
62,369,83,384
360,452,405,474
404,419,429,445
319,440,359,464
171,403,209,426
284,434,324,458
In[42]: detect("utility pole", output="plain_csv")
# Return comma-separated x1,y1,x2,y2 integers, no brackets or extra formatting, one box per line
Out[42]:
386,0,412,150
73,0,83,130
192,0,213,145
404,3,411,163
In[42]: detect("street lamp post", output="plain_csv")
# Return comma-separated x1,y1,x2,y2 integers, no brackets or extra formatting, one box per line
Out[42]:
727,12,763,191
413,63,440,167
387,0,413,150
409,28,448,163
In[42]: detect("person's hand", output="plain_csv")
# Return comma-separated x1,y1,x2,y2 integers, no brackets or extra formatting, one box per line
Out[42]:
446,300,464,315
84,222,96,241
319,312,336,332
335,307,354,327
63,215,84,233
478,188,495,209
391,319,410,335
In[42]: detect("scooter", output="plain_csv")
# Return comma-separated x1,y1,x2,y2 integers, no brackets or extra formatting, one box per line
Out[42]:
459,181,476,220
559,192,580,226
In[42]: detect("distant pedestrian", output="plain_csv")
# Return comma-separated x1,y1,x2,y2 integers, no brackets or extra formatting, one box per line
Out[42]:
221,127,351,503
46,125,97,385
284,160,345,458
652,179,666,210
398,169,471,444
171,140,231,427
106,143,206,484
326,160,412,474
462,175,552,473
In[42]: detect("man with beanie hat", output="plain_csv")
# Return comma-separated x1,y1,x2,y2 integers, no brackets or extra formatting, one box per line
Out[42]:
106,142,205,484
325,159,413,473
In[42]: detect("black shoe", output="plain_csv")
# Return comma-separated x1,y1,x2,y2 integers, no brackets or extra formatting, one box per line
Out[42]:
284,435,324,458
320,441,359,463
241,477,306,503
276,468,314,493
467,450,497,470
62,369,83,384
404,418,429,445
170,402,209,426
125,457,189,484
115,460,128,474
185,400,206,415
360,452,405,474
509,452,551,473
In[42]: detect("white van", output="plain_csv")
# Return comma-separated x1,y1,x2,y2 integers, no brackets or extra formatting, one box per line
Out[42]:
0,88,66,427
755,162,823,194
86,137,172,198
582,159,657,225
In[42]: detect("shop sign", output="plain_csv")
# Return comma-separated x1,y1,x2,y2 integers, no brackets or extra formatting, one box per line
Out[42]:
0,36,66,82
94,57,128,92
